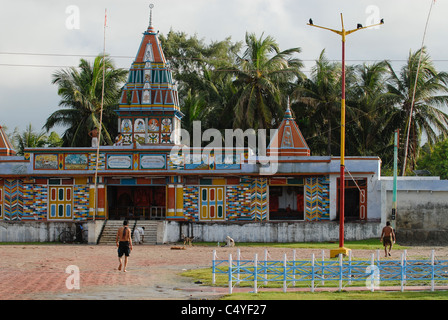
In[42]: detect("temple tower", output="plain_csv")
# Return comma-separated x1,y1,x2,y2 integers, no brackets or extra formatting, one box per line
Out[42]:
116,5,182,145
0,126,16,156
268,101,310,157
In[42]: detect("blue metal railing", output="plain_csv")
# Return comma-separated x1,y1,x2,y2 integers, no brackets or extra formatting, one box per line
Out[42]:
212,250,448,294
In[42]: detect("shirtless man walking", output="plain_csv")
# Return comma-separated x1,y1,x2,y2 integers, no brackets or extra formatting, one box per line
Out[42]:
116,220,133,272
380,221,396,257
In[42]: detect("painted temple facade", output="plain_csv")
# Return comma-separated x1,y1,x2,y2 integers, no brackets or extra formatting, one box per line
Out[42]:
0,15,383,228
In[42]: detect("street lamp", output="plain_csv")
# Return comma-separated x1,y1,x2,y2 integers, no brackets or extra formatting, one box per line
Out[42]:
308,14,384,258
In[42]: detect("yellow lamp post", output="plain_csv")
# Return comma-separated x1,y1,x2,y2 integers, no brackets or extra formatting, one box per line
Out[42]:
308,14,384,258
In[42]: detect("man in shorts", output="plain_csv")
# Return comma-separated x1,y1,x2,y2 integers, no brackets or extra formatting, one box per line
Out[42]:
116,220,133,272
380,221,396,257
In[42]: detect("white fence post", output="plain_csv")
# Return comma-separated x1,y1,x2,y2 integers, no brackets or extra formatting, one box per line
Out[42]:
283,254,287,293
212,249,216,285
431,250,435,292
339,254,343,292
370,253,375,292
400,253,405,292
236,248,241,285
293,249,296,287
348,250,352,285
311,253,315,293
321,250,325,286
228,253,233,294
254,253,258,294
264,249,268,286
403,250,407,285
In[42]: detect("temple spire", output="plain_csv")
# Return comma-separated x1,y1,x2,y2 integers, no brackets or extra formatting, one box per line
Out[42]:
149,3,154,28
284,96,294,119
267,98,310,156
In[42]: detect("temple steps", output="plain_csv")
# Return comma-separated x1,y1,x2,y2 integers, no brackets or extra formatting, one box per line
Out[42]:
98,220,159,245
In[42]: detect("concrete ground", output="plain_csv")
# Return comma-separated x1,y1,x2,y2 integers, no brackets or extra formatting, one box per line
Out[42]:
1,244,447,300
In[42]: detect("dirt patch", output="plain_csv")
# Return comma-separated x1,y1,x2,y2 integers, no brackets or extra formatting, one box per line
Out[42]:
1,244,447,300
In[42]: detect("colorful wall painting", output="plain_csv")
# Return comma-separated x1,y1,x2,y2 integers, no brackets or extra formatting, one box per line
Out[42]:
185,154,209,170
107,155,132,170
148,118,159,132
147,133,159,144
215,154,241,170
133,133,146,145
64,154,88,170
134,118,145,132
35,154,58,170
140,154,166,169
121,119,132,133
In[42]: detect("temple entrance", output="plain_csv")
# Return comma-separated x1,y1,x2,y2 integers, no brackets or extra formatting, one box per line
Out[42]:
108,186,166,220
337,178,367,221
269,186,304,220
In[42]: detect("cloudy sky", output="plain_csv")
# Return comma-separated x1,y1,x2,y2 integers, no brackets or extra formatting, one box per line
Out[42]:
0,0,446,137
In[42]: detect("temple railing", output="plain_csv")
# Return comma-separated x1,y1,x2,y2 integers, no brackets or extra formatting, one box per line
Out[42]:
108,206,166,220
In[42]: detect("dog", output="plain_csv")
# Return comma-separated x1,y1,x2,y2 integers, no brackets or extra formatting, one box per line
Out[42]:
181,233,194,246
225,236,235,247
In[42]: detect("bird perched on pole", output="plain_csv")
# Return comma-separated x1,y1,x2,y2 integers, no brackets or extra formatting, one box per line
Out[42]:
309,18,313,25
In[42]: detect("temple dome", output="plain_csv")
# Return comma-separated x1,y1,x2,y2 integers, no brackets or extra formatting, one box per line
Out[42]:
267,103,310,157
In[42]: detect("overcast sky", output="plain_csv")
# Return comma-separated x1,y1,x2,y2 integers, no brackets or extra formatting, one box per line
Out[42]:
1,0,446,136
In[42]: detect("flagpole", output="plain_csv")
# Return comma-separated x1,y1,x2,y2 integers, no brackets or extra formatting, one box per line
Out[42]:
93,8,107,221
392,130,399,231
402,0,435,175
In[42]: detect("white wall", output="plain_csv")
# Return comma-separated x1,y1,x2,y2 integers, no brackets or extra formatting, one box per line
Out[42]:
379,177,448,244
0,220,104,244
164,221,381,243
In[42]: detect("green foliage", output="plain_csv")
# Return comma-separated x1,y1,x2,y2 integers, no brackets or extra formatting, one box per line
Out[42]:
219,32,303,130
11,124,62,155
417,139,448,179
161,32,448,170
42,32,448,171
46,55,127,147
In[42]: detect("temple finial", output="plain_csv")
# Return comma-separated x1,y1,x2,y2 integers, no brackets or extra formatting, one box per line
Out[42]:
284,96,293,119
149,4,154,27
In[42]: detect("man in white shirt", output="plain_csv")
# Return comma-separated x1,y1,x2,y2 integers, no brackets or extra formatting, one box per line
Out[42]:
133,226,145,244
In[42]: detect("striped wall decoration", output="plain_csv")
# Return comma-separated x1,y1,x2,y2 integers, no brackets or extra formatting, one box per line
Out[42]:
21,183,35,220
88,153,105,170
305,176,330,221
183,186,199,221
226,183,251,221
74,185,90,220
4,179,22,221
33,185,48,220
250,178,268,221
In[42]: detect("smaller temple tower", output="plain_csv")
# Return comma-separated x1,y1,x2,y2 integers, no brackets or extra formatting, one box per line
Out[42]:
116,5,183,146
0,126,16,156
268,102,310,157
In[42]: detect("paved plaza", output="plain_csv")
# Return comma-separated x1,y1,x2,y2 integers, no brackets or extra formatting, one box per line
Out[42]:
1,244,447,300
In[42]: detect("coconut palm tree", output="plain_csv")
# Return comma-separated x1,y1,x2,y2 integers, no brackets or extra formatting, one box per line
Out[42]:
346,61,395,160
221,32,303,130
181,89,209,134
385,47,448,172
292,49,341,156
44,55,127,147
12,124,48,155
